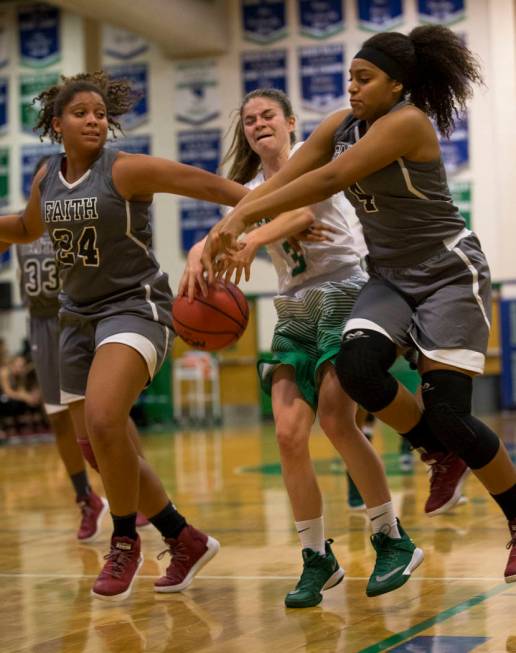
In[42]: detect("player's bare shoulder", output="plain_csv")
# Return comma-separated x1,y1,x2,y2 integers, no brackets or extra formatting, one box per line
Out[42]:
111,151,153,199
32,161,50,192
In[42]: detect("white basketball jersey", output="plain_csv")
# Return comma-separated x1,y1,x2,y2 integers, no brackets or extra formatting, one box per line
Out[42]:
246,142,361,294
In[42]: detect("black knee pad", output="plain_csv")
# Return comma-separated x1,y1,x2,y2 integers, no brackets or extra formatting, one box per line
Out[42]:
335,329,398,412
421,370,500,469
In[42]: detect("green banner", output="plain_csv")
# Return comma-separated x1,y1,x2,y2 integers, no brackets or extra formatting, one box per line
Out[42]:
19,72,59,135
449,180,472,229
0,147,8,208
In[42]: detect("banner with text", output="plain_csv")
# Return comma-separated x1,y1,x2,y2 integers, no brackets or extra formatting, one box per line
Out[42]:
298,0,344,38
20,72,59,135
175,59,221,126
106,63,149,130
178,130,222,253
242,0,287,43
242,49,288,95
18,4,60,68
357,0,404,31
21,143,60,199
102,24,148,60
440,113,469,174
0,77,8,134
299,44,344,113
106,134,151,155
0,147,9,208
418,0,465,24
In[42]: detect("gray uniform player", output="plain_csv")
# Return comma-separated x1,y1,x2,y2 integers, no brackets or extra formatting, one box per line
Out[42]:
16,231,108,541
0,72,246,601
207,26,516,583
40,148,172,403
335,103,490,375
17,233,61,411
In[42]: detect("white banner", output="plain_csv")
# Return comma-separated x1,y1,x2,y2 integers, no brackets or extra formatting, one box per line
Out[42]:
175,60,220,126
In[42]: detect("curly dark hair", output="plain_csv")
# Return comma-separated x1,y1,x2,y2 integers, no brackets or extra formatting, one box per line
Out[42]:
362,25,483,136
222,88,296,184
34,71,138,142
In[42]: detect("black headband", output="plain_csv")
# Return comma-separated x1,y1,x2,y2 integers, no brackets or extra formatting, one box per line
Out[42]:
353,46,406,83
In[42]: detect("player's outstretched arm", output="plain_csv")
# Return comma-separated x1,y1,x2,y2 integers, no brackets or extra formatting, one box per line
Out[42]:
216,107,427,252
0,167,46,244
219,207,316,285
203,110,347,260
113,154,247,207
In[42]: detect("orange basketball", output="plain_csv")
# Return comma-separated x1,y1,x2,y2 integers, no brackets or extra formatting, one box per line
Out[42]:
172,281,249,351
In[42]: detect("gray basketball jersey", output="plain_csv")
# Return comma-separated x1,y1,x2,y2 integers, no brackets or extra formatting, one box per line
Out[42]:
333,102,466,267
16,232,60,317
39,149,172,326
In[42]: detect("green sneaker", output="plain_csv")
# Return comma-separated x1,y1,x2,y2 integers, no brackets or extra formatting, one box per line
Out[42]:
346,471,366,510
366,520,424,597
285,539,345,608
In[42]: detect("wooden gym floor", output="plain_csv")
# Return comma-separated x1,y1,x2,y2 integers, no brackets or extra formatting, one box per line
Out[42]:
1,415,515,652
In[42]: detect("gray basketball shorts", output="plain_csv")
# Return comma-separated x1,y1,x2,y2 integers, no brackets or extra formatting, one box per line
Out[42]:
59,312,172,404
343,232,492,374
29,315,66,414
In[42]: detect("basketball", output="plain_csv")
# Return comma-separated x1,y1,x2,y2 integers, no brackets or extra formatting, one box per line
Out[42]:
172,281,249,351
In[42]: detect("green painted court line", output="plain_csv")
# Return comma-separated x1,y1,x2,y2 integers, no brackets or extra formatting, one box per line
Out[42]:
358,582,513,653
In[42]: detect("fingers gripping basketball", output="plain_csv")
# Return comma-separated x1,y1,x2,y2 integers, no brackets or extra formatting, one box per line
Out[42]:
172,282,249,351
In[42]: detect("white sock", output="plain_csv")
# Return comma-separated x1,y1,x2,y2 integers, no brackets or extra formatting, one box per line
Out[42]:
294,516,325,555
367,502,400,539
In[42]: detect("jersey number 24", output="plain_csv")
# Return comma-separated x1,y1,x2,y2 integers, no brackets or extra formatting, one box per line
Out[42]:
53,226,100,268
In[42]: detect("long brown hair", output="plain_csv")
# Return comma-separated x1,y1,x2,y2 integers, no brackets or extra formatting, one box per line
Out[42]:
222,88,296,184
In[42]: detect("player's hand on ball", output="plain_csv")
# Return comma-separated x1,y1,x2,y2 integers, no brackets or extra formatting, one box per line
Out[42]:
178,240,209,302
220,237,257,285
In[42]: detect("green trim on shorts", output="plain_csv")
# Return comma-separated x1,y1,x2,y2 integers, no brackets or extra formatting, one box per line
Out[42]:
314,345,340,380
257,351,317,410
257,345,341,412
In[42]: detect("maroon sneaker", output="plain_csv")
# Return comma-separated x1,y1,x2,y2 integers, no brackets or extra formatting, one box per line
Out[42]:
91,535,144,601
505,517,516,583
154,524,220,593
77,492,108,542
421,451,470,516
136,512,152,530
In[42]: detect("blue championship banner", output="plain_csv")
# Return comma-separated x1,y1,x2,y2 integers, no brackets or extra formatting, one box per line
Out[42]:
440,113,468,174
302,120,322,140
0,249,10,270
0,77,7,134
357,0,404,31
242,50,288,95
298,0,344,38
18,4,60,68
21,143,60,199
106,134,151,155
178,130,222,253
242,0,287,43
418,0,465,25
299,44,344,113
106,63,148,130
0,147,8,208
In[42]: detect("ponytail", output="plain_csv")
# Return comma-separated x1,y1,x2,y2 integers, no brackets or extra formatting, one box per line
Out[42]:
361,25,482,136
